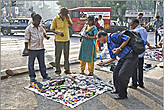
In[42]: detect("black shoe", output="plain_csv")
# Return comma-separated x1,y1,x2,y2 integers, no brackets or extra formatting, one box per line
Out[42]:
139,85,145,88
129,85,137,89
64,71,71,74
114,96,128,100
111,91,118,94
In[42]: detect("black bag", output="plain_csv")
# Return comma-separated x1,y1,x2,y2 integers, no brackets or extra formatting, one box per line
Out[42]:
111,30,145,55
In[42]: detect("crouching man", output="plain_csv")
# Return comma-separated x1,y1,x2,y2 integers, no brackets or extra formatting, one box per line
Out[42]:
98,32,138,100
24,14,51,82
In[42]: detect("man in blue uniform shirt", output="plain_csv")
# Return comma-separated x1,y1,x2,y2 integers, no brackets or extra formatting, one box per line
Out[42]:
129,19,150,89
98,32,138,100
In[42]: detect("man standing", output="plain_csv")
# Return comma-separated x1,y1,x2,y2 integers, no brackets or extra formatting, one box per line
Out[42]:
50,7,73,76
153,16,163,47
129,19,150,89
24,14,51,82
98,15,104,29
98,32,138,100
137,13,145,26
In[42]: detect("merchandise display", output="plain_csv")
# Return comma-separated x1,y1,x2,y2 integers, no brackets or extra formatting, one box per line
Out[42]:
25,74,114,108
144,49,163,61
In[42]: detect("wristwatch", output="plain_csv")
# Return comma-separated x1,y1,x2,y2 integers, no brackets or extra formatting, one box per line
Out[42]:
118,47,122,51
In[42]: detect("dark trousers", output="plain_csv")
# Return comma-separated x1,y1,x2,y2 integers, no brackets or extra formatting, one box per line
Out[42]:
55,41,70,74
113,51,138,97
28,49,47,79
132,57,144,87
155,30,161,45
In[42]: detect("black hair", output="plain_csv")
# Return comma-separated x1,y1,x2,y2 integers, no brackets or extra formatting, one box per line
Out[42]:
95,18,98,22
60,7,69,16
88,16,95,25
156,15,160,18
31,12,36,18
32,14,42,20
98,32,107,38
132,18,139,24
138,13,143,16
99,15,102,18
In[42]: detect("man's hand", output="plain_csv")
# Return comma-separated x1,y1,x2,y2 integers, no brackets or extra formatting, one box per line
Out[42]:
66,14,69,20
24,49,29,56
86,35,89,39
57,32,64,37
97,61,106,66
46,36,50,40
112,48,121,54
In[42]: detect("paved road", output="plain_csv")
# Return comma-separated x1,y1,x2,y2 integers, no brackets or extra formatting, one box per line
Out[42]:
1,32,163,110
1,32,156,71
1,62,163,110
1,34,81,70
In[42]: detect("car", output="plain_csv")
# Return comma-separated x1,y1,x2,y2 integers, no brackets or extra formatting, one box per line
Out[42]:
105,20,128,33
42,19,52,32
1,18,32,35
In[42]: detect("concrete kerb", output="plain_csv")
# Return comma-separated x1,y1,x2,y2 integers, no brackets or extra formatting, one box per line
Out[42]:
1,60,80,80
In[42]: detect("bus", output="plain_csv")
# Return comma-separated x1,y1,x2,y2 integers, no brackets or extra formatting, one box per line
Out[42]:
69,7,111,33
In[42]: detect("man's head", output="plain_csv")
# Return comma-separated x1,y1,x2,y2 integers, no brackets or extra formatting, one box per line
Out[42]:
98,32,108,44
99,15,102,20
138,13,143,19
156,15,160,21
60,7,69,18
129,18,139,29
95,18,98,22
32,14,42,27
88,16,95,26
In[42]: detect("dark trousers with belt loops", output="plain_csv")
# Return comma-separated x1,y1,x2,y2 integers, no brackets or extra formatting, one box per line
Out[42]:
113,51,138,97
132,57,144,87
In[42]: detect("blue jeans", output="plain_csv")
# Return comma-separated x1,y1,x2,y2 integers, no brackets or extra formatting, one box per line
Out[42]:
28,49,48,79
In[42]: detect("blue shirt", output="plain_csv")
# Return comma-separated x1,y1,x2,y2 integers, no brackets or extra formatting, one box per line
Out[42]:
153,20,163,29
133,25,148,57
107,33,131,59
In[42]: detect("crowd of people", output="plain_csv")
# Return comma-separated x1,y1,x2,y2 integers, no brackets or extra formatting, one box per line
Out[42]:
24,7,163,100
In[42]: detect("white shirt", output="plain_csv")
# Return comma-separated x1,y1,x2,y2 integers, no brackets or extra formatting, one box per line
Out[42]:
98,19,104,28
25,23,46,50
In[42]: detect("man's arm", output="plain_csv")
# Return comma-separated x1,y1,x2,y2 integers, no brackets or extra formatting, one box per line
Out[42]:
24,28,30,55
50,18,64,37
66,15,73,27
112,37,131,54
98,57,116,66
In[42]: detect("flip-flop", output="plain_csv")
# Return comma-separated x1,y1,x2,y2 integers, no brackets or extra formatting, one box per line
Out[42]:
55,74,61,77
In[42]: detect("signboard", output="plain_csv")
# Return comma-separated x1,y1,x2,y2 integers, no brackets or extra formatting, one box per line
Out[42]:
15,7,19,15
125,10,154,17
80,12,110,19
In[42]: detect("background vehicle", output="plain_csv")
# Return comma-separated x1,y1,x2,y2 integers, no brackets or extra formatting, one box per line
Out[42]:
42,19,52,32
69,7,111,33
1,18,32,35
109,20,127,33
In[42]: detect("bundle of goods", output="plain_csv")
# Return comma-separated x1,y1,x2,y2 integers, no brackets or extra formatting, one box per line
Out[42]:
144,49,163,61
25,74,114,108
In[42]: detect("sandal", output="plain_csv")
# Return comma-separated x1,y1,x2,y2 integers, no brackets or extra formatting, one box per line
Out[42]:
88,72,94,76
55,74,61,77
80,70,85,75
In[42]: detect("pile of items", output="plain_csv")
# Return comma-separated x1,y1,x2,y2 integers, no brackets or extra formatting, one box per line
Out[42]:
25,74,114,108
144,49,163,61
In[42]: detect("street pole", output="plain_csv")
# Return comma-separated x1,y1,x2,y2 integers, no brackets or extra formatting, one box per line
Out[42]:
154,0,159,19
9,0,11,23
